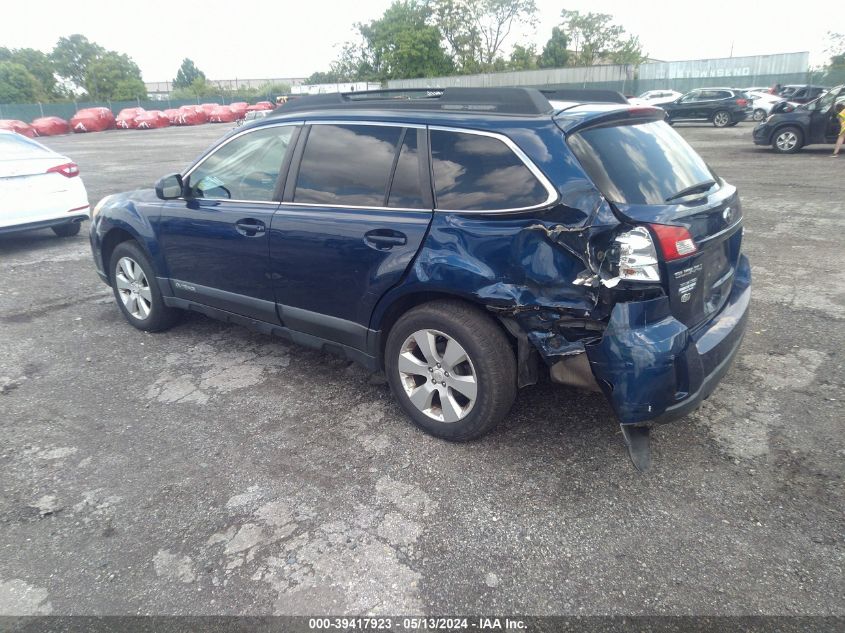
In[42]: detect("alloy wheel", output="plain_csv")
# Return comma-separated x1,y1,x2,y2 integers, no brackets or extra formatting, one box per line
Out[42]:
714,112,730,127
115,256,152,320
775,131,798,152
397,329,478,423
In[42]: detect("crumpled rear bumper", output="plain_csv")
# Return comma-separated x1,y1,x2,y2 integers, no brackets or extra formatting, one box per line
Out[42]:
586,254,751,425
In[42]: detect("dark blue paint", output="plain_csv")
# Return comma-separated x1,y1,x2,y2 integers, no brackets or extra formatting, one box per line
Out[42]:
269,205,432,325
587,255,750,424
156,198,280,321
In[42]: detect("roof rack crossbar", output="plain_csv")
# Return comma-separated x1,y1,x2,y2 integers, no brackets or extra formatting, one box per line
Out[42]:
275,87,554,116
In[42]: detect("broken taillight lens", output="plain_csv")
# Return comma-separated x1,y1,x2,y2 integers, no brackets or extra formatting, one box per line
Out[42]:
46,162,79,178
614,227,661,282
649,224,697,261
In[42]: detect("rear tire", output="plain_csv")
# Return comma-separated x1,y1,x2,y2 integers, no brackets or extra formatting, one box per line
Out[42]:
109,241,180,332
771,126,803,154
385,300,516,442
52,222,81,237
712,110,731,127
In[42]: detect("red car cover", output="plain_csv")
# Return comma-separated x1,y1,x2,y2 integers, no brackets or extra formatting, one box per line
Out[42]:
176,106,208,125
229,102,249,119
134,110,170,129
255,101,275,110
200,103,220,116
116,107,145,129
163,108,183,124
0,119,36,137
70,107,115,133
208,106,236,123
31,116,70,136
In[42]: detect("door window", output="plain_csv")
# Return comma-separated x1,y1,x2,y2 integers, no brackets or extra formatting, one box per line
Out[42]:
295,124,402,206
188,125,295,201
679,92,699,103
429,129,550,211
387,130,425,208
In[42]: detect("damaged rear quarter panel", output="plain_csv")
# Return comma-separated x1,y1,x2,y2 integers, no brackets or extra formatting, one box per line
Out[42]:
370,121,621,361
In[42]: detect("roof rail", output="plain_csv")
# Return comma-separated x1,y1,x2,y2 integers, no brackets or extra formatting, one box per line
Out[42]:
275,88,554,116
541,89,629,105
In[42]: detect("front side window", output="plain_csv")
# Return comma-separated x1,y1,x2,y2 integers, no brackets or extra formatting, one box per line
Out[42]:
188,125,295,201
295,124,401,206
569,120,717,206
429,130,549,211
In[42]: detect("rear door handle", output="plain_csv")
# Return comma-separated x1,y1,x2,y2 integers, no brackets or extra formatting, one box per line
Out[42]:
235,218,266,237
364,229,407,249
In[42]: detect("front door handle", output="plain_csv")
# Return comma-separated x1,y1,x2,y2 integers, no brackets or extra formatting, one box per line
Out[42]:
364,229,407,250
235,218,266,237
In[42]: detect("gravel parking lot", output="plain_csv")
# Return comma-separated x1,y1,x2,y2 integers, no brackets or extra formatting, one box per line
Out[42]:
1,121,843,617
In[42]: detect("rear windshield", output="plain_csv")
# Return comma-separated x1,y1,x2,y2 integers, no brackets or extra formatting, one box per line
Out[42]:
568,120,716,205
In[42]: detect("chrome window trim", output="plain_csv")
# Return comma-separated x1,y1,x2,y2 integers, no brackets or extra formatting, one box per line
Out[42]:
428,125,559,214
280,201,432,213
306,120,426,129
288,122,559,214
180,121,302,203
180,119,559,214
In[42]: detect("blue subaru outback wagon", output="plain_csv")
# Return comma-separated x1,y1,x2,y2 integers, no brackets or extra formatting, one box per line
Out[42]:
89,88,750,468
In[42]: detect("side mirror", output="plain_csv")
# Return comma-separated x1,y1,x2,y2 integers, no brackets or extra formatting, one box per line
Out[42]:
155,173,185,200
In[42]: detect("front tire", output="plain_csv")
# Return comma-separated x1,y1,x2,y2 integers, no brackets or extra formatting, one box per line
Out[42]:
385,300,516,442
109,241,180,332
712,110,731,128
772,126,803,154
52,222,81,237
753,108,766,122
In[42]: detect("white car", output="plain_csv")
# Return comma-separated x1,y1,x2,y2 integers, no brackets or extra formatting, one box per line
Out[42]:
0,130,89,237
628,90,683,106
234,109,272,128
747,91,786,121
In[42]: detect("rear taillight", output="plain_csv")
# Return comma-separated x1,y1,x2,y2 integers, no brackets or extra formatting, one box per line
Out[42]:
736,98,748,107
47,162,79,178
649,224,697,261
614,227,661,282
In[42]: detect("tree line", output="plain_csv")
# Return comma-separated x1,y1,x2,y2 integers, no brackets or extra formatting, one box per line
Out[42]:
0,37,289,105
305,1,649,84
0,35,147,103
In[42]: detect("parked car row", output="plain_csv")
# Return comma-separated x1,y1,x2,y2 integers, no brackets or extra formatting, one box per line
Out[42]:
628,84,833,128
0,101,276,137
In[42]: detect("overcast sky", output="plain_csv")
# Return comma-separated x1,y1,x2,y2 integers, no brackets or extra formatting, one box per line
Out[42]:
0,0,832,81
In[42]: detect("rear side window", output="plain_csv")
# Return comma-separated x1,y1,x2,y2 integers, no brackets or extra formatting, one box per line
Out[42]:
387,130,424,208
568,120,716,206
295,124,401,206
429,130,549,211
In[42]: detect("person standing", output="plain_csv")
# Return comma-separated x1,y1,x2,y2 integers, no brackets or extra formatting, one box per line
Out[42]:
832,103,845,157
